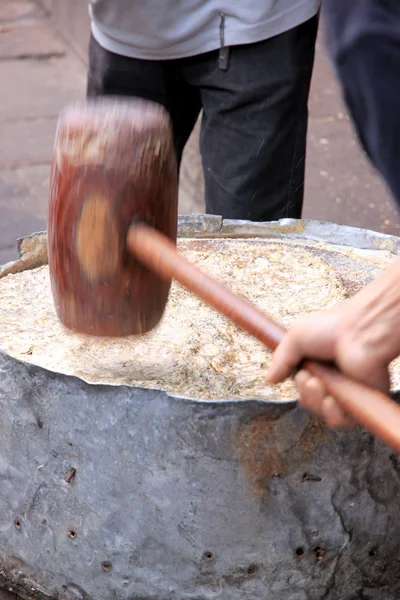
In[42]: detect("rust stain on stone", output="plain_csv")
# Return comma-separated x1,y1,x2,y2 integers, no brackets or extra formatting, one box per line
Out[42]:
236,414,325,497
236,415,284,497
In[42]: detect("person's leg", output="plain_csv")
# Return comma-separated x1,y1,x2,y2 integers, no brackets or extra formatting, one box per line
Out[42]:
87,35,201,166
164,65,202,167
183,15,318,221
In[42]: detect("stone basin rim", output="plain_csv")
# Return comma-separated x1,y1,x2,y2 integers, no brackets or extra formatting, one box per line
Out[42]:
2,214,400,406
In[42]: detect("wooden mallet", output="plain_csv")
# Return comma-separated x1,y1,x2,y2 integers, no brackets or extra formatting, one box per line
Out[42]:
48,98,400,453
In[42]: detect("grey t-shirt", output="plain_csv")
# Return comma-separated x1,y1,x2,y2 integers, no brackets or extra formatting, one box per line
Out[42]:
89,0,321,60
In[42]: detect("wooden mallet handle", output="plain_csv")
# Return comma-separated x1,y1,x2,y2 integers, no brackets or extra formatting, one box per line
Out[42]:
127,223,400,453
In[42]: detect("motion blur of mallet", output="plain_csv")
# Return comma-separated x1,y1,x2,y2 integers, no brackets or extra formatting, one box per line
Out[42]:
47,97,400,452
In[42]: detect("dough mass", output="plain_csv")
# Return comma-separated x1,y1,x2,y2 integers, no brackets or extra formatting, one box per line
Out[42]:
0,239,348,400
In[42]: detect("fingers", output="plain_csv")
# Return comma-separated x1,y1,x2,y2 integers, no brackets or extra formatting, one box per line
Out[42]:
321,396,356,429
265,308,389,429
266,311,339,385
295,369,356,429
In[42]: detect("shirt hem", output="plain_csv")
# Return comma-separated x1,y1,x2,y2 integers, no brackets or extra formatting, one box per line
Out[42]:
91,2,320,61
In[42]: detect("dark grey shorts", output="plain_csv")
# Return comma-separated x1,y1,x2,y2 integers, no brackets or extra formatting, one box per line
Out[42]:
87,15,318,222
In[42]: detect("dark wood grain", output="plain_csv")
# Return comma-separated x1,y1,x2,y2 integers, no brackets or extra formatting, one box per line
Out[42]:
48,98,178,336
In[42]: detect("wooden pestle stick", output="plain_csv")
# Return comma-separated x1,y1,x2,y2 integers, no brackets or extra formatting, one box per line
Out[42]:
127,223,400,453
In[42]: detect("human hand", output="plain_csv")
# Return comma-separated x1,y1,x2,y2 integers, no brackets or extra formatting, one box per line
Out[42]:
266,256,400,427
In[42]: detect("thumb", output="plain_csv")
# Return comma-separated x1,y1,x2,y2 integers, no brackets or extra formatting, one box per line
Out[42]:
266,311,339,385
266,333,304,384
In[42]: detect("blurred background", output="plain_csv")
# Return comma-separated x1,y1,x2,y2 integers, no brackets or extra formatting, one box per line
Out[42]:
1,0,399,265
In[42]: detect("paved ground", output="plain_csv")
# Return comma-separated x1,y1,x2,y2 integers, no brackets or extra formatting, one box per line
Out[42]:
0,0,86,263
1,0,400,266
304,37,400,235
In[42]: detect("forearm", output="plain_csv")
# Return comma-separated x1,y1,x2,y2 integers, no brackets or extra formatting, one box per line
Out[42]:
339,255,400,364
